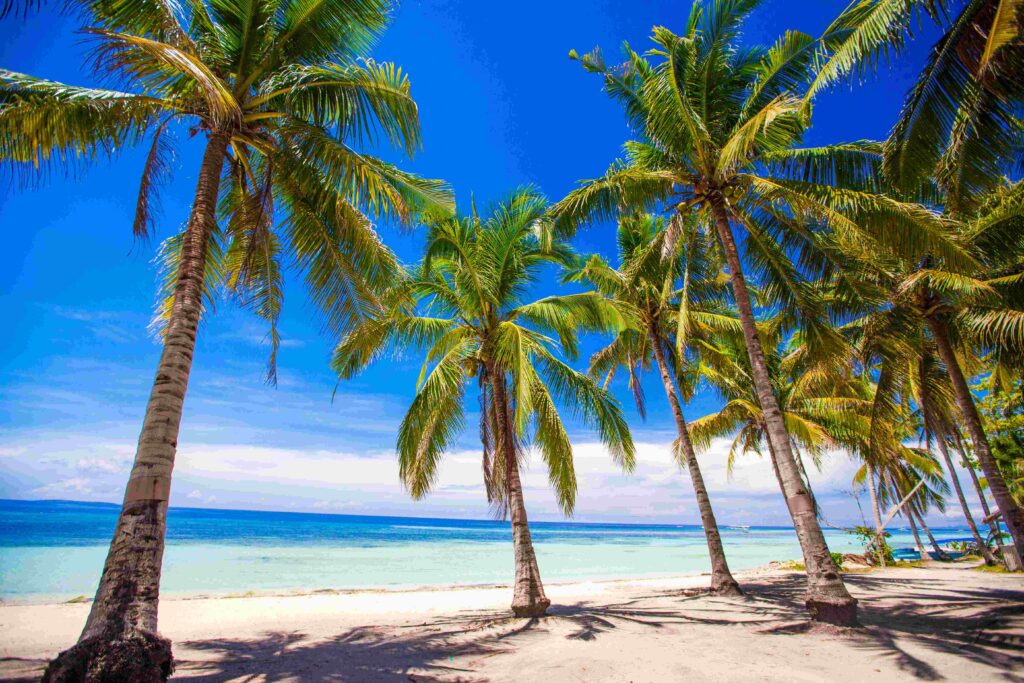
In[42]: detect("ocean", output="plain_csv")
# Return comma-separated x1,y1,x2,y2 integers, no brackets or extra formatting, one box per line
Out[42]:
0,499,967,602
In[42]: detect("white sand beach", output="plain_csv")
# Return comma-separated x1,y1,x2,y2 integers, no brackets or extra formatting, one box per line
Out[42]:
1,562,1021,681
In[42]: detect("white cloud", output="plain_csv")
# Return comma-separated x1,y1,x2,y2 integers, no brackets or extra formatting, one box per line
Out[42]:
75,458,123,474
31,477,94,496
49,305,141,344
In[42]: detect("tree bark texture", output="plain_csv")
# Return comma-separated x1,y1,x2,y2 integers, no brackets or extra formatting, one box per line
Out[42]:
866,464,887,567
912,507,951,560
649,326,741,596
905,505,928,559
44,131,230,683
935,438,996,564
926,315,1024,557
964,455,1002,541
491,367,550,618
709,196,857,625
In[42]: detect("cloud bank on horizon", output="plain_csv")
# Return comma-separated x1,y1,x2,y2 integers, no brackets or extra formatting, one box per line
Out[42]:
0,424,979,527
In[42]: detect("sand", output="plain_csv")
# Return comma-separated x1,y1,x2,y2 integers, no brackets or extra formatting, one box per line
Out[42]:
1,562,1021,681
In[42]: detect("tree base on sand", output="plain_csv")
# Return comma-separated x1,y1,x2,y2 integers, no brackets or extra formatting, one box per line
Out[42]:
511,596,551,618
806,597,859,627
711,579,743,597
42,630,173,683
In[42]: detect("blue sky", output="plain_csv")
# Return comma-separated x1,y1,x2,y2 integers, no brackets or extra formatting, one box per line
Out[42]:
1,1,971,525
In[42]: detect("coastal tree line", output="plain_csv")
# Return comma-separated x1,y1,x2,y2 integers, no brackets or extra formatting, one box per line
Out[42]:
1,0,1022,680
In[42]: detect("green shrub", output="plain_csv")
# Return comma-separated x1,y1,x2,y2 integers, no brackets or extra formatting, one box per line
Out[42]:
850,525,894,565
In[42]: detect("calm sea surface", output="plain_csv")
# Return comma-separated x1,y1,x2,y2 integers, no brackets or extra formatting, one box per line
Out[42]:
0,499,969,601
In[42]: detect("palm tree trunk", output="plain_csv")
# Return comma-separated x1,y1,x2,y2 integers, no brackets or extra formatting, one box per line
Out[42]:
491,367,550,618
935,437,996,564
44,131,230,683
926,314,1024,557
794,445,818,515
709,198,857,625
648,326,741,596
911,506,951,560
963,453,1001,541
765,436,786,494
905,505,927,560
866,464,887,567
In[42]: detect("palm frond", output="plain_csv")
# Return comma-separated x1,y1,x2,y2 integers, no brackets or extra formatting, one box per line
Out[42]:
132,120,174,241
0,70,168,180
396,337,473,499
257,59,421,153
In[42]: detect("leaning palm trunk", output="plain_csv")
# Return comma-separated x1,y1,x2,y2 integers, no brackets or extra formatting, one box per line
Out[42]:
963,455,1001,541
765,437,786,494
911,507,951,561
493,369,550,617
866,464,887,567
794,446,819,516
649,328,741,596
935,438,996,564
710,200,857,625
926,315,1024,557
904,505,928,560
44,132,230,683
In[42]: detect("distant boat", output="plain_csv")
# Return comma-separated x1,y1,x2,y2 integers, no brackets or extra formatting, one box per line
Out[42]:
727,525,751,532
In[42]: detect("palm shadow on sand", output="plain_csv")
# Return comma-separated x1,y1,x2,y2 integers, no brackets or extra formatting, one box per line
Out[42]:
3,574,1008,682
166,571,1023,682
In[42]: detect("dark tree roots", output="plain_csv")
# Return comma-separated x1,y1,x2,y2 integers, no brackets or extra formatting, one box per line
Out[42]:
511,596,551,618
42,631,173,683
711,581,744,597
806,597,859,627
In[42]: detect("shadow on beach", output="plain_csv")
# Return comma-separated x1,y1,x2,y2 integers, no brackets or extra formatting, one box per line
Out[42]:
158,567,1024,682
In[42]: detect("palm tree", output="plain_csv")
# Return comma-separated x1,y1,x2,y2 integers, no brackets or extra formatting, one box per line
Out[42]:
849,386,951,564
332,188,636,617
913,352,998,563
691,328,872,499
838,279,990,559
813,0,1024,559
916,186,1024,556
3,1,450,679
873,449,952,561
837,182,1024,558
572,213,741,595
551,1,957,625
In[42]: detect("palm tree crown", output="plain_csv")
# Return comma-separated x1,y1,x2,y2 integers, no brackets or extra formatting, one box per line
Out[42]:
2,0,451,378
334,188,635,515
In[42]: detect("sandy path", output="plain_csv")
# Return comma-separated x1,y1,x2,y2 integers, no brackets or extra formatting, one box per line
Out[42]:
1,563,1021,681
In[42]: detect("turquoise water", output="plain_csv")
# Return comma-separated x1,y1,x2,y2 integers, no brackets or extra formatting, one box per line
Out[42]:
0,500,967,601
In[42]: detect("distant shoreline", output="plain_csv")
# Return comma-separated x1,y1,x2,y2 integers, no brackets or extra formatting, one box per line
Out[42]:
0,566,733,607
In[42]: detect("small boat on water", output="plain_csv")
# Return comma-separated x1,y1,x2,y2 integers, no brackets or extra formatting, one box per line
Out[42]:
892,536,975,561
893,548,969,561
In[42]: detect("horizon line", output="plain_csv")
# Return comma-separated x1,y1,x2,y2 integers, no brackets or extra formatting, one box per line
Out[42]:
0,498,965,531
